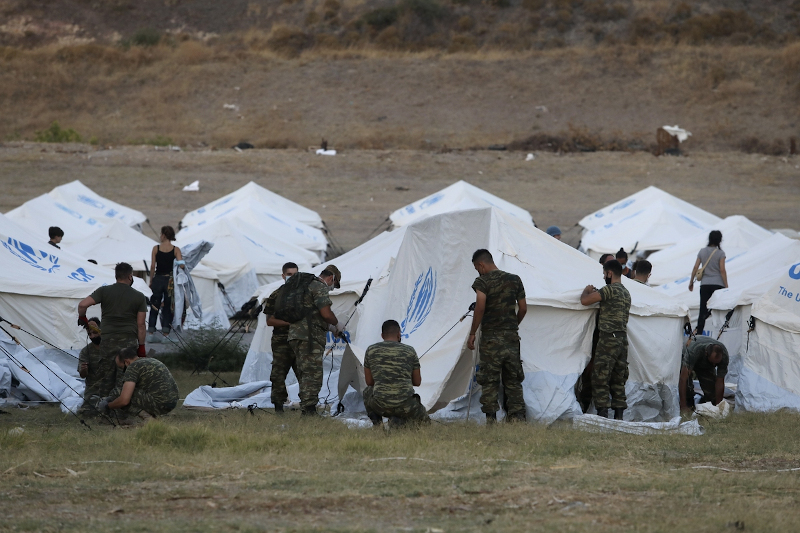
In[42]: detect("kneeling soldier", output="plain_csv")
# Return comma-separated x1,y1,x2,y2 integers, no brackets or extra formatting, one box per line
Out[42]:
679,335,729,414
99,347,179,422
363,320,429,426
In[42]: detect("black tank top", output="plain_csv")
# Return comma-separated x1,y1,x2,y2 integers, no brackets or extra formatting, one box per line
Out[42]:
155,247,175,274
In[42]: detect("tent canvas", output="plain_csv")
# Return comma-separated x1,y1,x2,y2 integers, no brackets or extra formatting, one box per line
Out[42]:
47,180,146,230
180,181,324,230
736,261,800,412
65,219,158,270
389,180,534,228
6,194,111,243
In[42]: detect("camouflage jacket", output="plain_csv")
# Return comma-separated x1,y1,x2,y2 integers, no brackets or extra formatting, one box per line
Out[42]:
121,358,179,407
597,282,631,333
264,285,289,343
364,341,420,408
472,270,526,332
78,342,114,397
287,278,332,346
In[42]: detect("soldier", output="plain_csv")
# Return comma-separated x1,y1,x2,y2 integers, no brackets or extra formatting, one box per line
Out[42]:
263,261,299,412
78,262,148,359
288,266,343,416
363,320,429,427
467,249,527,424
679,335,728,415
77,317,116,410
98,346,179,422
580,259,632,419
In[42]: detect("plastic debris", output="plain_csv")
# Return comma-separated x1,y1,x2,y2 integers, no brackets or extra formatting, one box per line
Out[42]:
316,149,337,156
182,180,200,192
526,153,536,161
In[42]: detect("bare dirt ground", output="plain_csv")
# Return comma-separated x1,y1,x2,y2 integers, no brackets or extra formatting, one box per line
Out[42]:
0,143,797,252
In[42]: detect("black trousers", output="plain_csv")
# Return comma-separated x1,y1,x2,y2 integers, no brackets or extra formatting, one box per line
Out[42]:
696,284,723,335
148,274,172,331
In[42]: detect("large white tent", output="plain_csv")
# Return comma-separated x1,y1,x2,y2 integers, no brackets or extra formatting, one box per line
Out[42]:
175,217,317,312
0,213,150,351
736,262,800,412
47,180,147,231
389,181,534,228
66,219,158,270
180,181,324,230
646,216,772,287
7,194,111,242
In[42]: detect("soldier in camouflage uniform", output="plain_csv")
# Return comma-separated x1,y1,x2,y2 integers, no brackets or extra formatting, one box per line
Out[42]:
100,347,179,421
264,262,300,412
77,318,117,413
468,249,528,423
679,335,728,414
580,259,632,419
288,265,342,416
363,320,429,426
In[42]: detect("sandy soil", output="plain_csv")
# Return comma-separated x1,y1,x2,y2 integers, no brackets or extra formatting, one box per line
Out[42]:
0,143,797,253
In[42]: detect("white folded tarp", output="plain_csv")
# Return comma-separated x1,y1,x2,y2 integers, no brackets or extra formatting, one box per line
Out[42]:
180,181,324,230
736,261,800,412
389,180,534,228
185,264,231,328
47,180,146,231
63,219,158,269
647,216,772,286
0,213,150,350
343,208,689,423
572,414,703,436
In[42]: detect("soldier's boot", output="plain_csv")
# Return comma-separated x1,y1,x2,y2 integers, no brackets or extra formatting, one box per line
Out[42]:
613,408,624,420
301,405,318,417
508,411,526,423
273,403,284,414
485,412,497,425
388,417,406,429
596,407,609,418
367,411,382,427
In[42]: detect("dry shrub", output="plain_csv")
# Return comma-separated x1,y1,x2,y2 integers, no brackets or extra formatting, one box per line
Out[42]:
266,25,312,57
583,0,627,23
306,11,321,26
522,0,544,11
508,126,645,153
375,26,402,49
457,15,475,32
783,42,800,76
314,33,341,49
739,137,787,156
448,34,477,53
54,43,125,64
679,10,758,44
174,41,213,65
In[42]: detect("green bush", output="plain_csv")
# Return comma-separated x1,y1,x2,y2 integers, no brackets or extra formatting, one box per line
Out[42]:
34,121,82,143
157,325,247,373
128,135,173,146
132,28,162,47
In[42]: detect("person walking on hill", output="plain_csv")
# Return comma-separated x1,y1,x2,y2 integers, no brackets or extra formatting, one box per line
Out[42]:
580,259,631,419
689,230,728,336
263,262,300,412
148,226,184,336
48,226,63,249
78,262,148,360
363,320,429,427
468,249,528,424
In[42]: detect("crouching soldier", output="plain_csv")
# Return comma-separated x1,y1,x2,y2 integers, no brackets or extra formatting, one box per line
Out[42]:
77,317,117,413
363,320,430,427
679,335,729,414
99,347,179,422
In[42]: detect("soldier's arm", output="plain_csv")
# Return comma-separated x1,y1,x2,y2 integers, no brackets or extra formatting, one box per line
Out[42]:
411,368,421,387
580,285,601,306
516,299,527,324
78,296,96,317
137,312,146,345
364,367,374,387
714,376,725,406
108,382,135,409
679,365,691,413
319,305,338,326
467,291,487,350
266,316,291,328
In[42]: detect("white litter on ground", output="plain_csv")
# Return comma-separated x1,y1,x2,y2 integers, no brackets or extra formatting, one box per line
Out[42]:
573,414,704,436
182,180,200,192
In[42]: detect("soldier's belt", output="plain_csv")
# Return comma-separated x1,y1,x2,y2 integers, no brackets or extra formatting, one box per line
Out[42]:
599,331,627,338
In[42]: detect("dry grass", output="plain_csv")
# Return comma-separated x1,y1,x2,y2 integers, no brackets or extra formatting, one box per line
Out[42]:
1,370,800,531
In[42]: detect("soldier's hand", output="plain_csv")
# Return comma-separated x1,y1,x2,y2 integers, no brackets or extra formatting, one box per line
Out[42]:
467,334,476,351
79,362,88,372
77,315,89,327
96,397,111,413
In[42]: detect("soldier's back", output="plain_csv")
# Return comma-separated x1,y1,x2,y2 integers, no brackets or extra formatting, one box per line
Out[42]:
364,341,419,408
472,270,526,332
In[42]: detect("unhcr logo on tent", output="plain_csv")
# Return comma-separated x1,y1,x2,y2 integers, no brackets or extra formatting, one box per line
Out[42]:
401,267,437,339
3,238,61,274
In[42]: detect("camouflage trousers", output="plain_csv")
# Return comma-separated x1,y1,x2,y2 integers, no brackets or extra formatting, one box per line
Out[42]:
477,330,526,417
82,356,118,404
270,337,300,407
592,332,629,410
116,387,178,418
100,333,138,360
289,338,325,409
363,386,430,423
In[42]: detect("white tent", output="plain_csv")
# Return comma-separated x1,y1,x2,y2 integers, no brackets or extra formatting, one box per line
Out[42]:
65,219,158,270
341,208,688,423
180,181,324,230
736,262,800,412
178,196,328,262
389,181,535,228
0,213,150,351
646,216,773,286
6,194,111,242
175,217,317,312
187,264,233,328
47,180,147,231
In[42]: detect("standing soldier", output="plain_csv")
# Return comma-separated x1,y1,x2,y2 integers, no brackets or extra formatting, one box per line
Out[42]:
78,262,148,360
467,249,527,424
284,266,343,416
263,262,299,412
580,259,632,419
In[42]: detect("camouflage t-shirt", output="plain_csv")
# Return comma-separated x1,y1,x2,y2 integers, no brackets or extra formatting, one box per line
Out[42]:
682,335,729,377
597,282,631,333
122,358,179,408
364,341,420,408
472,270,526,332
288,278,333,346
263,286,289,343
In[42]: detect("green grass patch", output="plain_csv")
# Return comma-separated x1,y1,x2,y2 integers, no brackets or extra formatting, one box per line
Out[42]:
156,326,247,373
34,121,82,143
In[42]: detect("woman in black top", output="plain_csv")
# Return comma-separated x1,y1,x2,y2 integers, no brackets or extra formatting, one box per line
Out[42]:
148,226,184,335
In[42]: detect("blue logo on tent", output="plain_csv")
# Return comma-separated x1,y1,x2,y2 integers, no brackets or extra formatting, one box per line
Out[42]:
401,268,437,338
419,194,444,210
212,196,234,210
77,195,104,209
3,238,60,273
678,214,703,230
790,262,800,280
610,199,635,214
67,268,94,282
105,209,119,218
55,203,83,219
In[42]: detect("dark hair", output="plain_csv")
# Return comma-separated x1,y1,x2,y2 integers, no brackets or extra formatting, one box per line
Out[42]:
161,226,176,241
86,316,101,329
115,262,133,280
635,260,652,275
472,249,494,264
381,319,401,337
603,259,623,277
117,346,138,361
598,253,613,265
320,269,333,279
708,230,722,248
49,226,64,239
282,262,299,274
87,259,97,264
615,248,628,261
709,344,725,358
